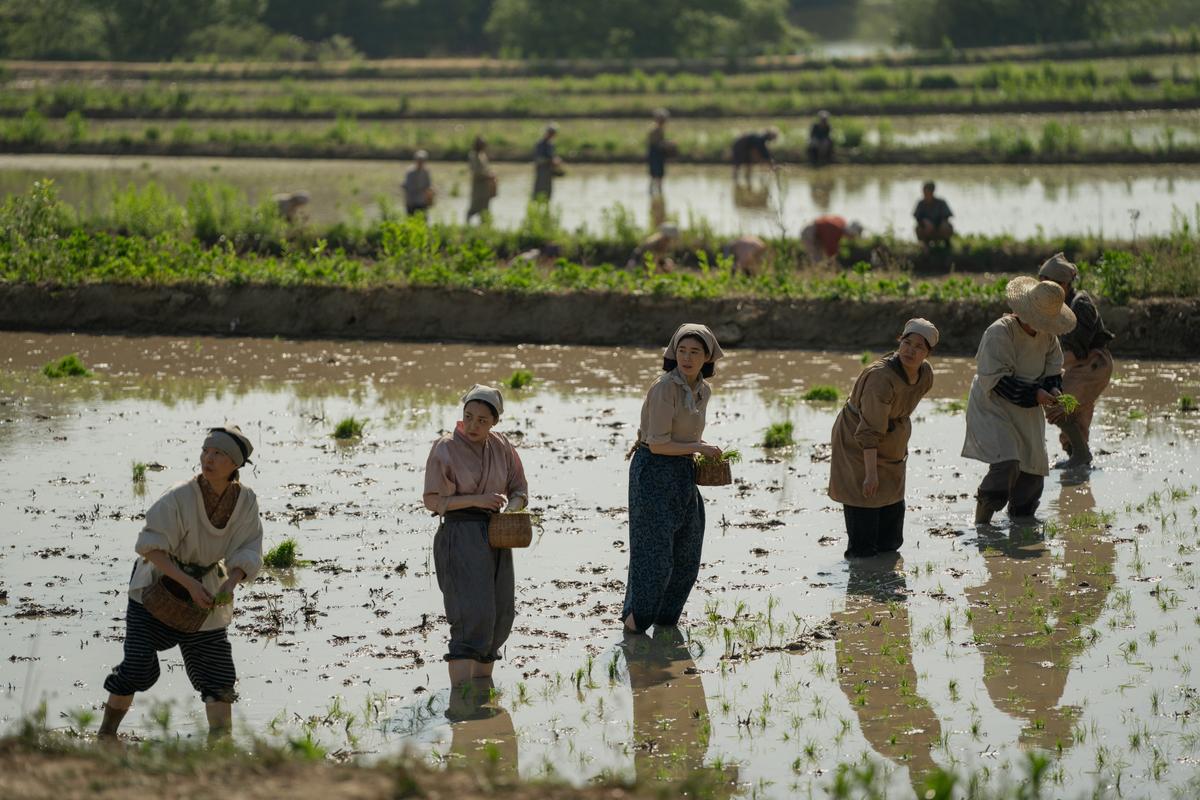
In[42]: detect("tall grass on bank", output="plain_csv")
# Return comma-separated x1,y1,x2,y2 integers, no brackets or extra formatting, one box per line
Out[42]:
2,180,1197,303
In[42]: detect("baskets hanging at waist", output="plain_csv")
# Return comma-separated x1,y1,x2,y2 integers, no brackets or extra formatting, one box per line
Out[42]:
487,513,533,549
694,458,733,487
141,575,210,633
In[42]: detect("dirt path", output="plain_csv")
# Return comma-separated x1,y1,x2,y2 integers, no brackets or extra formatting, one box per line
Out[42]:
1,283,1195,357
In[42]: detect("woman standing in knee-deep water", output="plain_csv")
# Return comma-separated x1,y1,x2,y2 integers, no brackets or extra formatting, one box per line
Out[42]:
424,385,528,687
828,319,938,559
99,425,263,740
963,277,1075,524
623,324,725,633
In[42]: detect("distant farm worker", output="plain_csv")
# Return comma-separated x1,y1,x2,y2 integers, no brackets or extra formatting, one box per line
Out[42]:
963,277,1075,524
807,110,834,166
800,215,864,264
272,190,310,223
1038,253,1115,469
914,181,954,247
626,223,680,271
533,122,562,201
731,128,779,183
98,425,263,742
829,319,937,559
467,136,497,224
647,108,675,196
623,324,726,633
403,150,435,216
424,385,529,689
722,234,770,276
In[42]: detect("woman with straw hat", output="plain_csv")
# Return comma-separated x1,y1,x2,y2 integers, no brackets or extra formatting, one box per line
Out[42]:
623,324,725,633
423,385,529,689
828,318,938,559
963,277,1076,524
98,425,262,741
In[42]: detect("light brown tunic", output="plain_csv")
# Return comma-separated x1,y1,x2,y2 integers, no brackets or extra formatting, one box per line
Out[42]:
422,422,528,516
828,356,933,508
962,315,1064,476
636,368,710,446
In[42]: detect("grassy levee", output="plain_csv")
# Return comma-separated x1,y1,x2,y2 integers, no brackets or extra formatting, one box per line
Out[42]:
2,29,1197,81
2,180,1196,304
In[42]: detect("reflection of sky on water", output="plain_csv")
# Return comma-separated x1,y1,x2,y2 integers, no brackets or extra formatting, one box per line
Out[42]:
2,332,1199,797
0,154,1197,239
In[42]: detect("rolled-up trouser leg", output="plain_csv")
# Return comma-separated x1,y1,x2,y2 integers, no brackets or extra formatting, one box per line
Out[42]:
435,520,501,662
623,448,693,632
179,628,238,703
654,487,705,626
103,600,171,696
489,548,515,660
976,461,1020,522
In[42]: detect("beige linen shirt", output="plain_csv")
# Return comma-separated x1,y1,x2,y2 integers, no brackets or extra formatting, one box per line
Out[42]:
423,422,529,516
828,356,933,507
962,315,1064,475
129,478,264,631
637,368,710,446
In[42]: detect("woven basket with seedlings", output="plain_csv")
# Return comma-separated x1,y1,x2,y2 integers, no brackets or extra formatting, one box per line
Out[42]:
488,511,535,548
694,449,741,486
141,576,209,633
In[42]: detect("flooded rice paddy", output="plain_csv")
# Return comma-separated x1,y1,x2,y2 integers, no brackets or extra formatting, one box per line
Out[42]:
1,154,1198,239
2,332,1200,798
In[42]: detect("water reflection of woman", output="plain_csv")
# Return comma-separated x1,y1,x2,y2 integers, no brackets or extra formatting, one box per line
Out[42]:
99,425,263,741
423,385,529,688
832,554,942,784
965,481,1115,750
623,324,725,633
828,319,937,559
447,676,519,779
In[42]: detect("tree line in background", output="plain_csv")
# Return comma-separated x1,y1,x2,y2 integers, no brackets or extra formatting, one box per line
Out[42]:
0,0,1188,61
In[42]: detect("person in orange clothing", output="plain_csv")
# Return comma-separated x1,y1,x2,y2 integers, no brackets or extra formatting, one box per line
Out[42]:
800,215,863,264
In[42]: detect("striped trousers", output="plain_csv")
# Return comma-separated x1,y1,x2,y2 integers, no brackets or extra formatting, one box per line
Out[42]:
103,599,238,703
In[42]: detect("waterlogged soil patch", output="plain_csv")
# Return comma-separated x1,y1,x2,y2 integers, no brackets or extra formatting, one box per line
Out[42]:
1,332,1200,798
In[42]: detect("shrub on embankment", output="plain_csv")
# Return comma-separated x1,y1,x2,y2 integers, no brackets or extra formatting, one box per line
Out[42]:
1,180,1197,303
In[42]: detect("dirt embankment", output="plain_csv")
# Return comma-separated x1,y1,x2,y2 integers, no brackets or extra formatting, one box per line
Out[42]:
1,283,1196,358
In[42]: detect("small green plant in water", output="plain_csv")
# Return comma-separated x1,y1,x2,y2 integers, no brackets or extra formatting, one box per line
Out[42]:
762,423,794,449
1180,395,1197,413
263,538,299,568
332,416,365,439
859,351,873,365
1057,393,1080,414
696,448,742,467
506,369,534,389
42,354,91,378
131,462,148,483
212,590,233,606
803,385,840,402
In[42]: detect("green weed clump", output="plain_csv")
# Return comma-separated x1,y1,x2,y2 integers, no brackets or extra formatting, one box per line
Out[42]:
1057,393,1080,414
506,369,534,389
762,422,794,449
263,538,299,568
131,462,148,483
1180,395,1197,412
41,354,91,378
332,416,366,439
803,385,840,402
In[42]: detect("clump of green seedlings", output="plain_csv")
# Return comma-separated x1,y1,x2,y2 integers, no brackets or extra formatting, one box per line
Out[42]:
1056,393,1081,414
802,385,840,402
939,397,967,414
1180,395,1197,413
505,369,534,389
331,416,366,439
696,448,742,466
263,538,299,568
859,351,873,365
212,590,233,606
762,422,794,448
41,353,91,378
131,462,148,484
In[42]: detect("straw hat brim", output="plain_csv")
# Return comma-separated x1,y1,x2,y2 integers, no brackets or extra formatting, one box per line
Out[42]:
1006,276,1077,336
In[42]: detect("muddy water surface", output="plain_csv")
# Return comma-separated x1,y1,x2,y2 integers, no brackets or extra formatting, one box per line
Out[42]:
1,154,1197,239
2,332,1199,798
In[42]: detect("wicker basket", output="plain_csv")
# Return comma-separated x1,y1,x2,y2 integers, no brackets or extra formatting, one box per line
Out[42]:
141,575,209,633
488,513,533,548
694,459,733,487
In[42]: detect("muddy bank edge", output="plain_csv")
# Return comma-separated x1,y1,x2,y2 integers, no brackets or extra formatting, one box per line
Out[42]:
1,283,1195,358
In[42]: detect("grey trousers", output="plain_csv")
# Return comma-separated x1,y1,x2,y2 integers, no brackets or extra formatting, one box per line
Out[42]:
434,518,515,662
976,460,1044,518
